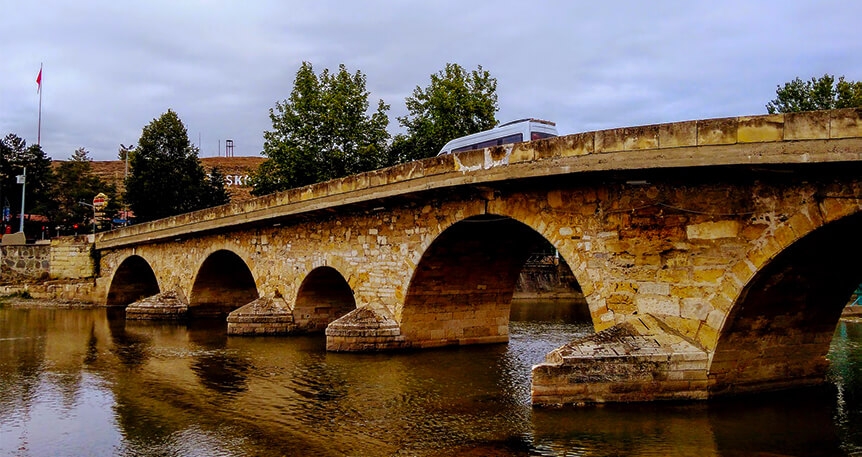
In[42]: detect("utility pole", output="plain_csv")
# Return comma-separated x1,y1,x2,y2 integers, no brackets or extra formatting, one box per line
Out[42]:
120,144,133,225
17,167,26,233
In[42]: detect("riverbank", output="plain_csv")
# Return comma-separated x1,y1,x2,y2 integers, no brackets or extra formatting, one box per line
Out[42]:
0,281,95,304
1,267,95,303
0,291,98,307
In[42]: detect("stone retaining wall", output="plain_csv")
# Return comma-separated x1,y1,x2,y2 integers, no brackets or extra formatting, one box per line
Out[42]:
1,243,50,279
50,236,95,279
0,236,94,281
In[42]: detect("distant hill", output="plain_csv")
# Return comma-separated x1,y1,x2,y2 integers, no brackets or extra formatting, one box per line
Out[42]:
55,156,266,203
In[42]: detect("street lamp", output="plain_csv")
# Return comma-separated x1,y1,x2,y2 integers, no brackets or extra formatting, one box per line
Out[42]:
119,144,134,226
78,200,96,234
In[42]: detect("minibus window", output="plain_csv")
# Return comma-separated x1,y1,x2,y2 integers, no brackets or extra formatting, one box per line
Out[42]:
500,133,523,144
531,132,555,141
452,144,477,153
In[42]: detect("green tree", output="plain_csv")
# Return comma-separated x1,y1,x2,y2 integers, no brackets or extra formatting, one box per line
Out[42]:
204,167,231,208
392,63,499,163
0,134,55,233
125,110,229,223
251,62,390,196
52,147,119,232
766,74,862,114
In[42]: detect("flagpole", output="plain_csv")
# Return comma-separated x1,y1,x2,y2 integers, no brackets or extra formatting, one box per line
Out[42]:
37,63,42,145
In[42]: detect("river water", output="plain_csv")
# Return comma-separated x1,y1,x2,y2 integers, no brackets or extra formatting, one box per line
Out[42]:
1,303,860,457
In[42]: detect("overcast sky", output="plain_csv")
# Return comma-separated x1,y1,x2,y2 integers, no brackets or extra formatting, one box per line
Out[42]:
2,1,860,161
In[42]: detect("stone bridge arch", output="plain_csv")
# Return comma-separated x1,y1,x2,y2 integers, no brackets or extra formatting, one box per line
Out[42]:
485,193,605,330
400,214,584,347
293,266,356,333
189,249,259,317
709,206,862,396
105,254,160,307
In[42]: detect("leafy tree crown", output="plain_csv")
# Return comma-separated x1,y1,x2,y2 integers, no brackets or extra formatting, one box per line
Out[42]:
767,74,862,114
392,63,499,162
125,109,228,222
251,62,390,196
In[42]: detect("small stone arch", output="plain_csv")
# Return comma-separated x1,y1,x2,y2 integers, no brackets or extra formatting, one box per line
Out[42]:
294,266,356,333
106,255,160,307
189,249,259,317
709,209,862,396
400,214,584,347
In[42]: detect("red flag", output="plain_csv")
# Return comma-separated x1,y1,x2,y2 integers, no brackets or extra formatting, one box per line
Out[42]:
36,67,42,93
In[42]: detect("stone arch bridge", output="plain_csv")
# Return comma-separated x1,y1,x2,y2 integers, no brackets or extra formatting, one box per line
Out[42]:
95,109,862,405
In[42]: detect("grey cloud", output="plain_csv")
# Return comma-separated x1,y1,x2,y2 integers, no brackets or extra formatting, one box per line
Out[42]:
1,0,859,160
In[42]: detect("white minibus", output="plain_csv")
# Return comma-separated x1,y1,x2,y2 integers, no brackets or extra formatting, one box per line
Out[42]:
437,118,558,156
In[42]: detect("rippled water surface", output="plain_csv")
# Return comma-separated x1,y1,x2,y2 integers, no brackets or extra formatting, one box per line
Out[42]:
1,306,860,456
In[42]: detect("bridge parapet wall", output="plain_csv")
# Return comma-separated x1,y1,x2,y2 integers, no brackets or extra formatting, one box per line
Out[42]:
96,108,862,250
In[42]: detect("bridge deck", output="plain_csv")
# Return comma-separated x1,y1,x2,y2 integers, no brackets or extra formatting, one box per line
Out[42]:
97,108,862,250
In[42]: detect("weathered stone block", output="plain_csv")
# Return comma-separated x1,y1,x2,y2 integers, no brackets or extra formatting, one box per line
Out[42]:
420,154,456,176
624,125,660,150
772,224,798,248
659,120,697,148
830,107,862,139
697,117,737,145
785,110,829,140
452,149,485,171
508,142,536,164
560,132,595,157
656,268,689,283
686,220,740,240
680,299,711,321
692,268,724,284
595,128,626,153
531,136,564,159
730,260,755,286
638,282,670,295
738,114,784,143
388,161,425,183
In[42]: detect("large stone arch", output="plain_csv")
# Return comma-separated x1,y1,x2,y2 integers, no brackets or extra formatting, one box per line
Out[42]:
105,255,160,307
189,249,259,317
400,214,578,347
484,194,603,330
708,209,862,395
293,266,356,333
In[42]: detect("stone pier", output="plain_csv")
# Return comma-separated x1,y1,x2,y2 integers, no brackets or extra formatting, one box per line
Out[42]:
325,307,407,352
532,315,709,405
125,291,189,320
227,295,296,335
